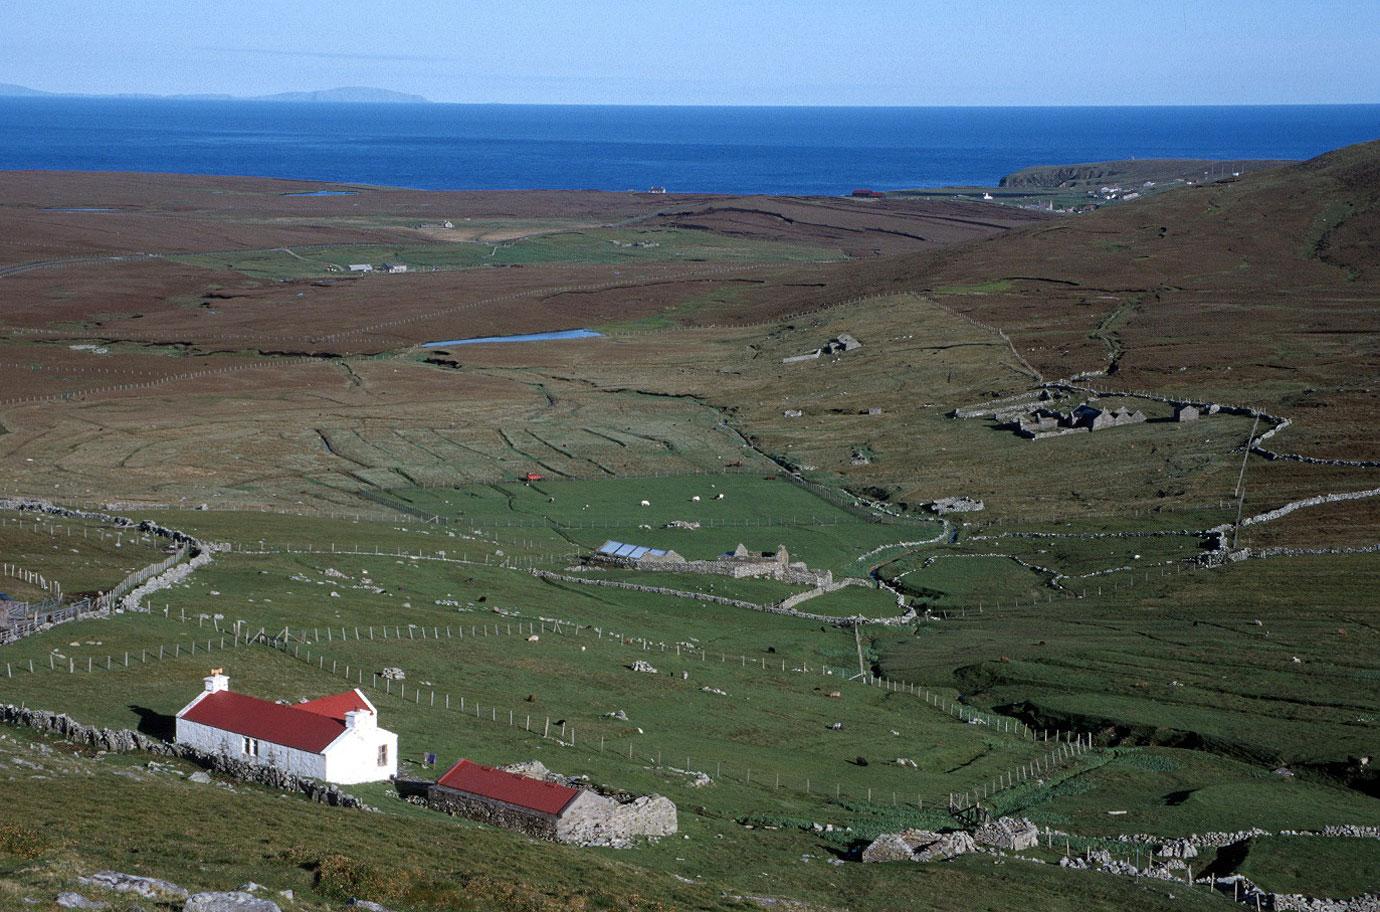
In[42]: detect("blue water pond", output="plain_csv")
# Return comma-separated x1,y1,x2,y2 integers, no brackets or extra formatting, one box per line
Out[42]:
422,329,603,348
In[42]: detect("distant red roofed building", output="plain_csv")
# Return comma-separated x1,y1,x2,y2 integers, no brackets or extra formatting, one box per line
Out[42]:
427,758,679,846
851,188,886,198
175,670,397,784
524,472,545,482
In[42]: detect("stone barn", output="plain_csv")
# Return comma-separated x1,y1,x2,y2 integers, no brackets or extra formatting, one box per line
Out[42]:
175,671,397,785
428,758,677,847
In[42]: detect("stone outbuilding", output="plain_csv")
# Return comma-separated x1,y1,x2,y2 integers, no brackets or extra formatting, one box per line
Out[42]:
428,758,677,847
1174,404,1200,422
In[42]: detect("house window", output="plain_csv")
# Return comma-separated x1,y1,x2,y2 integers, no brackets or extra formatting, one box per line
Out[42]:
377,743,388,767
242,736,259,758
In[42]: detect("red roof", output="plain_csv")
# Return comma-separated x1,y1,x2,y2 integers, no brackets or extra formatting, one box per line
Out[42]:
297,689,372,721
180,690,354,754
435,759,580,816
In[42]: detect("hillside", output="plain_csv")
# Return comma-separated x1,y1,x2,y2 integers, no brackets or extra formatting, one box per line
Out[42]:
998,157,1293,190
1,144,1378,912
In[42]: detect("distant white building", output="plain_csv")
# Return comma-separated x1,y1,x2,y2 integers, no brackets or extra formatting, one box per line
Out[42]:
347,263,373,273
380,262,408,273
175,670,397,785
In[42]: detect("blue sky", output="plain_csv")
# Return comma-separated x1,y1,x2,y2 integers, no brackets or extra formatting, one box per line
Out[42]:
4,0,1378,105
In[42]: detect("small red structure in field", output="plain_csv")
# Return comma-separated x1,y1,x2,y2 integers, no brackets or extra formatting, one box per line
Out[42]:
524,472,545,482
851,188,886,199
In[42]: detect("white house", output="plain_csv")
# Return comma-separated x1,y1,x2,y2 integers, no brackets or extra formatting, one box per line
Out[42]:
379,262,408,273
175,670,397,784
347,263,373,273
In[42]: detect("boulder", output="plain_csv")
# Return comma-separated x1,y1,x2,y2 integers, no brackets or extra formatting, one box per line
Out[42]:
184,892,282,912
860,829,976,864
630,660,658,674
861,832,916,863
55,894,108,910
347,901,396,912
77,871,188,900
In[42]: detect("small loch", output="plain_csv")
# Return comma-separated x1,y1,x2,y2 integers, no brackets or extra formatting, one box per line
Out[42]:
422,329,603,348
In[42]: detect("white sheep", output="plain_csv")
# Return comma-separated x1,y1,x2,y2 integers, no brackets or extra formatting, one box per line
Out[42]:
640,499,651,506
527,634,540,643
691,495,701,502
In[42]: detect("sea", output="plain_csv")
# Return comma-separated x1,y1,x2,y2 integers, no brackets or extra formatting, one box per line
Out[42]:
2,98,1378,195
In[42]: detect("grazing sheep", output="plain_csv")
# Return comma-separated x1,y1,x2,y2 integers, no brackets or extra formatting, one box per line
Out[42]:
527,634,540,642
640,499,651,506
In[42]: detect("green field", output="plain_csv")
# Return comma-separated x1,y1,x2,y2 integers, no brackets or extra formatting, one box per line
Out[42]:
168,228,843,280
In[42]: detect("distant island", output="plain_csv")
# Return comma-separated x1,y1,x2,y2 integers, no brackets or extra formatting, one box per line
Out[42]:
0,83,428,104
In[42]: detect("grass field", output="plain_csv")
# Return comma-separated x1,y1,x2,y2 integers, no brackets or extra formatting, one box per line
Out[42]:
167,229,843,281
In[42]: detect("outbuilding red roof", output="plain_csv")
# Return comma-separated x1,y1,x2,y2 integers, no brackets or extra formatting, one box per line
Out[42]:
180,690,351,754
435,759,580,816
297,689,372,721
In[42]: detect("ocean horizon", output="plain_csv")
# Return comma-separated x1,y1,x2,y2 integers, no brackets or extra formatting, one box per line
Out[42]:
2,97,1378,195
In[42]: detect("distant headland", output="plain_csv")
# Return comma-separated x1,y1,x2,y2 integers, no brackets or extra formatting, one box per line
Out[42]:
0,83,428,104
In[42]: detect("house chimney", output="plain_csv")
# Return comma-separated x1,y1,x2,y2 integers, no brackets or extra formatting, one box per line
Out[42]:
344,709,376,732
204,668,229,693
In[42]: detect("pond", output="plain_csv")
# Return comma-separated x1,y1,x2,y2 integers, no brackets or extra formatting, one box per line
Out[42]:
422,329,604,348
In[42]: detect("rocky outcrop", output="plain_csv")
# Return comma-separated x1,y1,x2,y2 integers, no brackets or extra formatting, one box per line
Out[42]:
184,892,282,912
861,829,976,863
78,871,188,901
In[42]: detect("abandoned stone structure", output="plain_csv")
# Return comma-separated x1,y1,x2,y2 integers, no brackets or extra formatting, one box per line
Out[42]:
927,496,985,515
590,540,833,586
782,332,862,363
427,758,676,848
862,816,1037,863
1005,401,1147,439
1174,403,1200,422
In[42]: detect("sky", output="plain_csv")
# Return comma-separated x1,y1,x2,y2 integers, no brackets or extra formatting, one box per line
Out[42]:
4,0,1379,106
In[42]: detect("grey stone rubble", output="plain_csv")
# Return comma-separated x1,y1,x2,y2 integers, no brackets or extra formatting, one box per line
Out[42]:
347,901,398,912
1,704,373,809
927,496,985,515
78,871,189,900
861,829,978,863
184,892,282,912
973,816,1039,851
55,894,108,910
630,660,659,674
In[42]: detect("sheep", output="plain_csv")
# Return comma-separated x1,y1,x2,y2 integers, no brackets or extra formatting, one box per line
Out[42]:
640,499,651,506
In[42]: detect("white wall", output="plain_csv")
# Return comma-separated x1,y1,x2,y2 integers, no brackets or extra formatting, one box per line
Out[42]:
174,718,327,780
322,724,397,784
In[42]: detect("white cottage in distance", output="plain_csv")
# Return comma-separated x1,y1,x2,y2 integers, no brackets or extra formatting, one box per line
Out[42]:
175,670,397,785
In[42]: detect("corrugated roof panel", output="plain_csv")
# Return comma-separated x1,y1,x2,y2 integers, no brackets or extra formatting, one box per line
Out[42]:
597,540,622,555
614,543,639,558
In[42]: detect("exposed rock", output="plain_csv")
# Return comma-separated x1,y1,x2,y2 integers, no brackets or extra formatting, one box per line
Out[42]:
188,771,213,784
55,894,108,910
380,667,405,681
630,660,658,674
77,870,188,900
346,900,396,911
861,829,976,863
184,892,282,912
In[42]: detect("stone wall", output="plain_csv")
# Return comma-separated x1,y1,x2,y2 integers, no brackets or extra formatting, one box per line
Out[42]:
426,785,559,840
